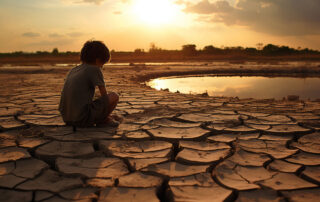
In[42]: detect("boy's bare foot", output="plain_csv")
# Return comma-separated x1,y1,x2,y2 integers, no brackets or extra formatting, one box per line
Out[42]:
97,116,119,127
111,114,123,123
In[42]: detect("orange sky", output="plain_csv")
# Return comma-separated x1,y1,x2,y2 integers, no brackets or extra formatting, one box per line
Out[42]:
0,0,319,52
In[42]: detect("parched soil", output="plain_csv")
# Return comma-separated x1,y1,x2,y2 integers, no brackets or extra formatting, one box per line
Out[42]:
0,62,320,202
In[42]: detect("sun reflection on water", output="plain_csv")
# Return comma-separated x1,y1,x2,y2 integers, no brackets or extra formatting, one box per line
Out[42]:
148,76,320,100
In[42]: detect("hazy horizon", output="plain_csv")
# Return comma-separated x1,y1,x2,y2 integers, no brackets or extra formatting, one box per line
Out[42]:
1,0,320,52
1,42,319,54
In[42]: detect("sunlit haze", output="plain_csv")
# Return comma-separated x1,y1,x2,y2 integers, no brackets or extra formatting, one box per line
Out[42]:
0,0,319,52
131,0,182,26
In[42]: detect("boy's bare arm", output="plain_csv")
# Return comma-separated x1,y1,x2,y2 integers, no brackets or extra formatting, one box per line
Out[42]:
98,85,108,96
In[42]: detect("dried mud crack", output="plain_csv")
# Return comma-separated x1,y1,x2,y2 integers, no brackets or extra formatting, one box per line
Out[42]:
0,63,320,201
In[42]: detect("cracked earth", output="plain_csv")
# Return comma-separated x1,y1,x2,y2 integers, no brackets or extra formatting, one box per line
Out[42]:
0,63,320,202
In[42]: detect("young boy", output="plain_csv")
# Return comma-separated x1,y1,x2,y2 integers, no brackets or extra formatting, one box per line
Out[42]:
59,40,119,127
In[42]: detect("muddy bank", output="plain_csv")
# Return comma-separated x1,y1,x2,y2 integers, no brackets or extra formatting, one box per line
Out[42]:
1,62,320,80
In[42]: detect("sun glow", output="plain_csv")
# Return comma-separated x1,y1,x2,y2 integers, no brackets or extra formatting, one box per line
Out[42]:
132,0,181,26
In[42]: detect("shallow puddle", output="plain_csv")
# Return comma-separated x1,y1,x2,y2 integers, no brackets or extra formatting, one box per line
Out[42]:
148,76,320,100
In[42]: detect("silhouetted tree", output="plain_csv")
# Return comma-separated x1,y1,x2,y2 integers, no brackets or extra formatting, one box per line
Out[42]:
278,46,294,55
182,44,197,56
12,51,24,56
256,43,264,50
149,43,163,54
262,44,280,55
262,44,297,55
203,45,221,54
134,48,145,55
245,47,258,55
36,51,50,55
52,48,59,55
149,43,156,51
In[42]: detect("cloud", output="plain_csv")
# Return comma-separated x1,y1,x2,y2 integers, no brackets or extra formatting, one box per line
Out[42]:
185,0,233,14
80,0,104,5
175,0,192,6
63,0,130,5
49,33,64,38
27,40,67,47
63,0,105,5
184,0,320,36
22,32,41,38
67,32,85,37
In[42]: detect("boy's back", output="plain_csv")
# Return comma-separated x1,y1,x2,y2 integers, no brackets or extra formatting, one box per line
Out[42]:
59,40,119,127
59,63,105,125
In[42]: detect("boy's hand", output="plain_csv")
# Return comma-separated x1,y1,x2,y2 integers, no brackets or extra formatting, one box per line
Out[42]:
98,85,108,96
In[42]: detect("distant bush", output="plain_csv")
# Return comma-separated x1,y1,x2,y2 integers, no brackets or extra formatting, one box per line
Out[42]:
182,44,197,56
52,48,59,55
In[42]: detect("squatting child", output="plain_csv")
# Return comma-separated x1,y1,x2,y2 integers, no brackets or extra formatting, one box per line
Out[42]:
59,40,120,127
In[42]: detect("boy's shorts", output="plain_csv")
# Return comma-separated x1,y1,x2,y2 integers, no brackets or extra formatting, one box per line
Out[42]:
67,95,109,127
88,95,110,126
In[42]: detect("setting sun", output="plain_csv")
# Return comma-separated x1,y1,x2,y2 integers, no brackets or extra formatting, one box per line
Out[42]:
132,0,180,26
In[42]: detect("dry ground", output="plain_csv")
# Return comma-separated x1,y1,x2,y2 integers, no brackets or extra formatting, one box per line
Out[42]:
0,62,319,201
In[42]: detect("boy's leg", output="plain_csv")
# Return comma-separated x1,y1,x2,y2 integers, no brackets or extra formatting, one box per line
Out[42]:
91,92,120,126
105,92,119,118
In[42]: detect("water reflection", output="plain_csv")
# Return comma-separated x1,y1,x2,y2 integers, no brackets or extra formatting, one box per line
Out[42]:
148,76,320,100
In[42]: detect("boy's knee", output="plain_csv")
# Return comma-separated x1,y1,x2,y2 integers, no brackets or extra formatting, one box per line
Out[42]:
108,92,119,104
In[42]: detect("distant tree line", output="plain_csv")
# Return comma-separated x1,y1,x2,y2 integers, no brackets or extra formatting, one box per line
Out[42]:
0,48,78,57
0,44,319,58
128,43,320,57
164,44,319,56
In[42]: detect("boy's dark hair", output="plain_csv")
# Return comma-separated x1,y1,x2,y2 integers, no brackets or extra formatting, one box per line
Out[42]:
80,40,110,64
